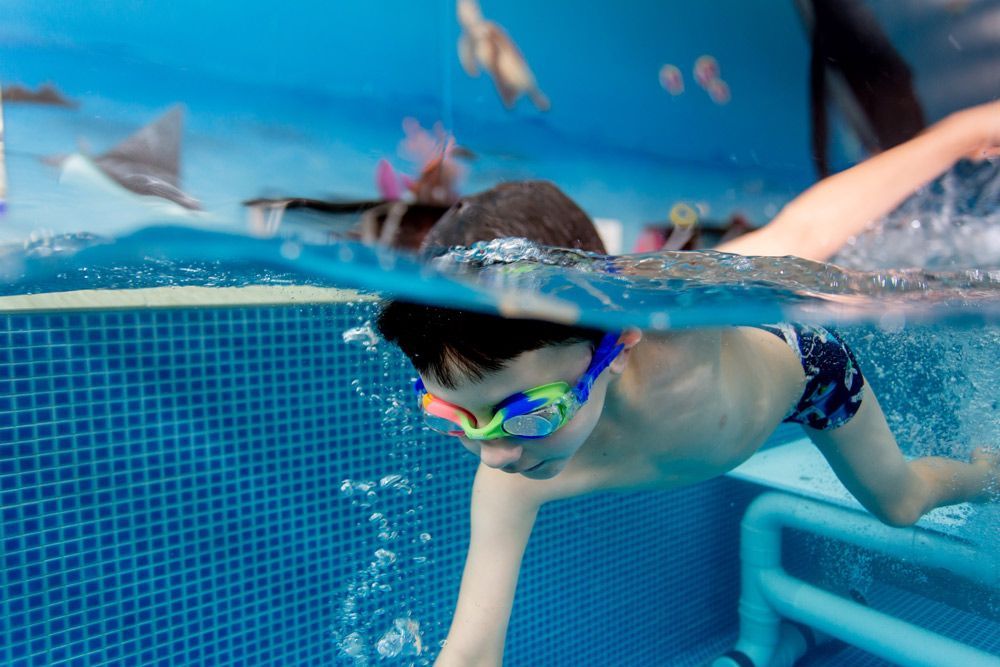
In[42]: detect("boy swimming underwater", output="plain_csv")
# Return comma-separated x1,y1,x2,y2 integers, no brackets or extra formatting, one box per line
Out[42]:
376,102,1000,666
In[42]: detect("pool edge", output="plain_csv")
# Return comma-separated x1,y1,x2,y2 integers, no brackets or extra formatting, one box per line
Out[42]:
0,285,378,312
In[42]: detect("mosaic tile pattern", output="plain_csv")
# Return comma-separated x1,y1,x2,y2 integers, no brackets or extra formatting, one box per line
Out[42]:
2,305,996,666
0,304,761,666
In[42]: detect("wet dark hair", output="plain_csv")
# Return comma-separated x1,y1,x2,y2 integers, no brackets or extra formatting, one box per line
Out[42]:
420,180,606,256
377,180,607,387
377,304,605,388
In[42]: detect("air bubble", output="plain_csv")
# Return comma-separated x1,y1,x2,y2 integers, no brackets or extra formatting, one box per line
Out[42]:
374,548,397,566
343,324,379,348
339,631,367,659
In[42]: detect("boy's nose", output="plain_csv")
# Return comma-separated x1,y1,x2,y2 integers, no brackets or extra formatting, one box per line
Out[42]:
479,440,523,470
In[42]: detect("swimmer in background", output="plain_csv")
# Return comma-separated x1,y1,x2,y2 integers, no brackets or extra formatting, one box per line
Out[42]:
457,0,551,111
375,100,1000,666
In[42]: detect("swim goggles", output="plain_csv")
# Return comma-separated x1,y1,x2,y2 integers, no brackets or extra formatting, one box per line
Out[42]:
414,332,624,440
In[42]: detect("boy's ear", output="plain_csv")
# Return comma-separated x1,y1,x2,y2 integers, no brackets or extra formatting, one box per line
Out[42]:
610,328,642,374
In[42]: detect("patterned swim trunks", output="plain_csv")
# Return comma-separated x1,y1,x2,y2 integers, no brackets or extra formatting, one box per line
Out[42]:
760,323,866,431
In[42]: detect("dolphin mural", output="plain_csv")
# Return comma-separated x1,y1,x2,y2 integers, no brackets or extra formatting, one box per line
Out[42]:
52,105,201,213
457,0,550,111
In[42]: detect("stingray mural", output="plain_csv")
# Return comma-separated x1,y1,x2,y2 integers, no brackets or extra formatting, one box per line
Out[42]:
48,104,201,214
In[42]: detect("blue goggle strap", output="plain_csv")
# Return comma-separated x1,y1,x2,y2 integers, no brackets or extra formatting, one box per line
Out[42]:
494,390,548,416
572,332,624,403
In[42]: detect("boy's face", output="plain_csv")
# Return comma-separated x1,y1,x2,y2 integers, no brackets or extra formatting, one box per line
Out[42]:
419,341,615,480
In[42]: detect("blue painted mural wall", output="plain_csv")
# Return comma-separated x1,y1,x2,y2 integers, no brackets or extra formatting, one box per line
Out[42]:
5,1,996,191
0,0,813,175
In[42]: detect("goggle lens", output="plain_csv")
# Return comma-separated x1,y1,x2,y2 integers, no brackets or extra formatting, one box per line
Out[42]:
423,413,465,436
501,404,564,438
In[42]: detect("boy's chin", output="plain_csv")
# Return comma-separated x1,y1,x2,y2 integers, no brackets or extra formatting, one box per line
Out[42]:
520,459,563,480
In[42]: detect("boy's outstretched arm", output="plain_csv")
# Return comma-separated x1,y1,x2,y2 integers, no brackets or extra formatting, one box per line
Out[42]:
435,465,546,667
805,384,998,527
718,100,1000,262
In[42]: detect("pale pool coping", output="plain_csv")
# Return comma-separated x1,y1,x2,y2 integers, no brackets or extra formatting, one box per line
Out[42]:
728,438,994,541
0,286,378,313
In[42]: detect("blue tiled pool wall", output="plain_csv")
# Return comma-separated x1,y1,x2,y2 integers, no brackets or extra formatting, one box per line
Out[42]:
3,304,998,666
1,303,768,666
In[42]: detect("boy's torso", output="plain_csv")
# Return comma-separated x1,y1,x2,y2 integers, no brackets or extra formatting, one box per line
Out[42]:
539,327,806,500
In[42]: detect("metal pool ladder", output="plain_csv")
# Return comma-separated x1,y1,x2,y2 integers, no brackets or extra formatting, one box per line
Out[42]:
711,492,999,667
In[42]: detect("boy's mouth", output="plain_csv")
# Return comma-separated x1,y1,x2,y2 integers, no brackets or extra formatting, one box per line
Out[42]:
518,460,555,478
505,460,547,474
521,459,562,480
